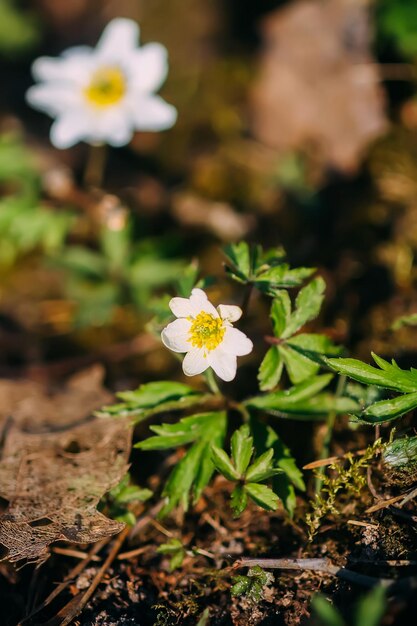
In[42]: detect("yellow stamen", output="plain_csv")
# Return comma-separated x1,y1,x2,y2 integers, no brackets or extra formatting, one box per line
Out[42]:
188,311,225,352
84,66,126,107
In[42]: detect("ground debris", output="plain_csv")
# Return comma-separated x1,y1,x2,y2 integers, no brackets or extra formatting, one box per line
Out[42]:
252,0,387,173
0,366,132,565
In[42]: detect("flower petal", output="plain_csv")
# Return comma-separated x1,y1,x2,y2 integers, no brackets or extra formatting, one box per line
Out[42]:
128,43,168,93
189,288,218,318
31,54,92,85
222,327,253,356
218,304,242,323
183,348,209,376
130,95,177,131
161,319,191,353
50,114,90,148
169,296,194,318
208,350,237,382
26,84,82,117
96,18,140,62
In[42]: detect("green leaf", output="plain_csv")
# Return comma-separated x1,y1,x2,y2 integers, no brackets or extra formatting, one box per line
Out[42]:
231,485,248,517
246,449,279,482
283,277,326,337
391,312,417,330
280,344,320,384
383,435,417,467
258,346,283,391
355,586,386,626
287,333,341,361
118,381,199,408
278,394,360,418
157,538,186,572
311,594,345,626
360,391,417,423
245,483,279,511
223,241,251,282
231,566,274,601
256,265,315,292
147,411,227,515
246,374,333,411
104,381,206,422
270,291,291,336
327,354,417,393
211,445,240,481
231,425,254,475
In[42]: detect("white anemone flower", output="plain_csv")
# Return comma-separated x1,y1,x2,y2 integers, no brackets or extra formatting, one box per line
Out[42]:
26,18,177,149
161,288,253,382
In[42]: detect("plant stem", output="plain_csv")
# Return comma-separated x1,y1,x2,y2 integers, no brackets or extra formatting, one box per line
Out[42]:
314,374,346,493
204,367,221,395
241,283,253,317
84,143,107,188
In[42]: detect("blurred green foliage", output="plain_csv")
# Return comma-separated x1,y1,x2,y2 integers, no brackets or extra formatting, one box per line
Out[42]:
377,0,417,57
0,0,40,56
0,134,72,267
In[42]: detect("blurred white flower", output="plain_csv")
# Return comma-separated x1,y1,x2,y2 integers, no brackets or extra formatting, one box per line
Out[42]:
161,288,253,382
26,18,177,149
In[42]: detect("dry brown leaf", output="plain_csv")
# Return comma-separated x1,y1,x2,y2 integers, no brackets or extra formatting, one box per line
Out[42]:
252,0,387,173
0,366,132,565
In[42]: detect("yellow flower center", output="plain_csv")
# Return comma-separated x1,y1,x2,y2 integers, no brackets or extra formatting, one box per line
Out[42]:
84,66,126,107
188,312,225,351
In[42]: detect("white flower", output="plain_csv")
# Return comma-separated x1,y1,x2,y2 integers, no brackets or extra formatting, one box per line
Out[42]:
26,18,177,149
161,288,253,382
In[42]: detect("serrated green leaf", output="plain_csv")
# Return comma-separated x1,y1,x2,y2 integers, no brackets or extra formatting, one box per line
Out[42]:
118,381,200,408
138,412,220,450
151,411,227,515
328,354,417,393
246,449,279,482
287,333,341,359
245,483,279,511
157,538,186,572
283,277,325,337
223,241,251,282
280,344,320,384
270,393,360,418
231,484,248,517
231,566,274,601
256,265,315,292
231,425,254,475
258,346,283,391
246,374,333,411
211,445,240,481
270,291,291,336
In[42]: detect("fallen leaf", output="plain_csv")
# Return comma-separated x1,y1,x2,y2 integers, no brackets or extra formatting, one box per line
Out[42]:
251,0,387,173
0,366,132,564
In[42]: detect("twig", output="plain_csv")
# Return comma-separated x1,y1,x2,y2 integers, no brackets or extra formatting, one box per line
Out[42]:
59,525,130,626
235,557,393,588
117,545,150,560
398,485,417,508
347,520,379,529
129,500,165,540
51,547,100,561
303,448,366,469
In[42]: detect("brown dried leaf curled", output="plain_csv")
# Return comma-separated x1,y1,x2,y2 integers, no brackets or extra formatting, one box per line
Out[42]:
0,366,132,565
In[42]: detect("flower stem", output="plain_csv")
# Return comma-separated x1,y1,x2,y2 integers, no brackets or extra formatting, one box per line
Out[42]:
84,143,107,189
204,368,221,395
241,283,253,317
314,374,346,493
